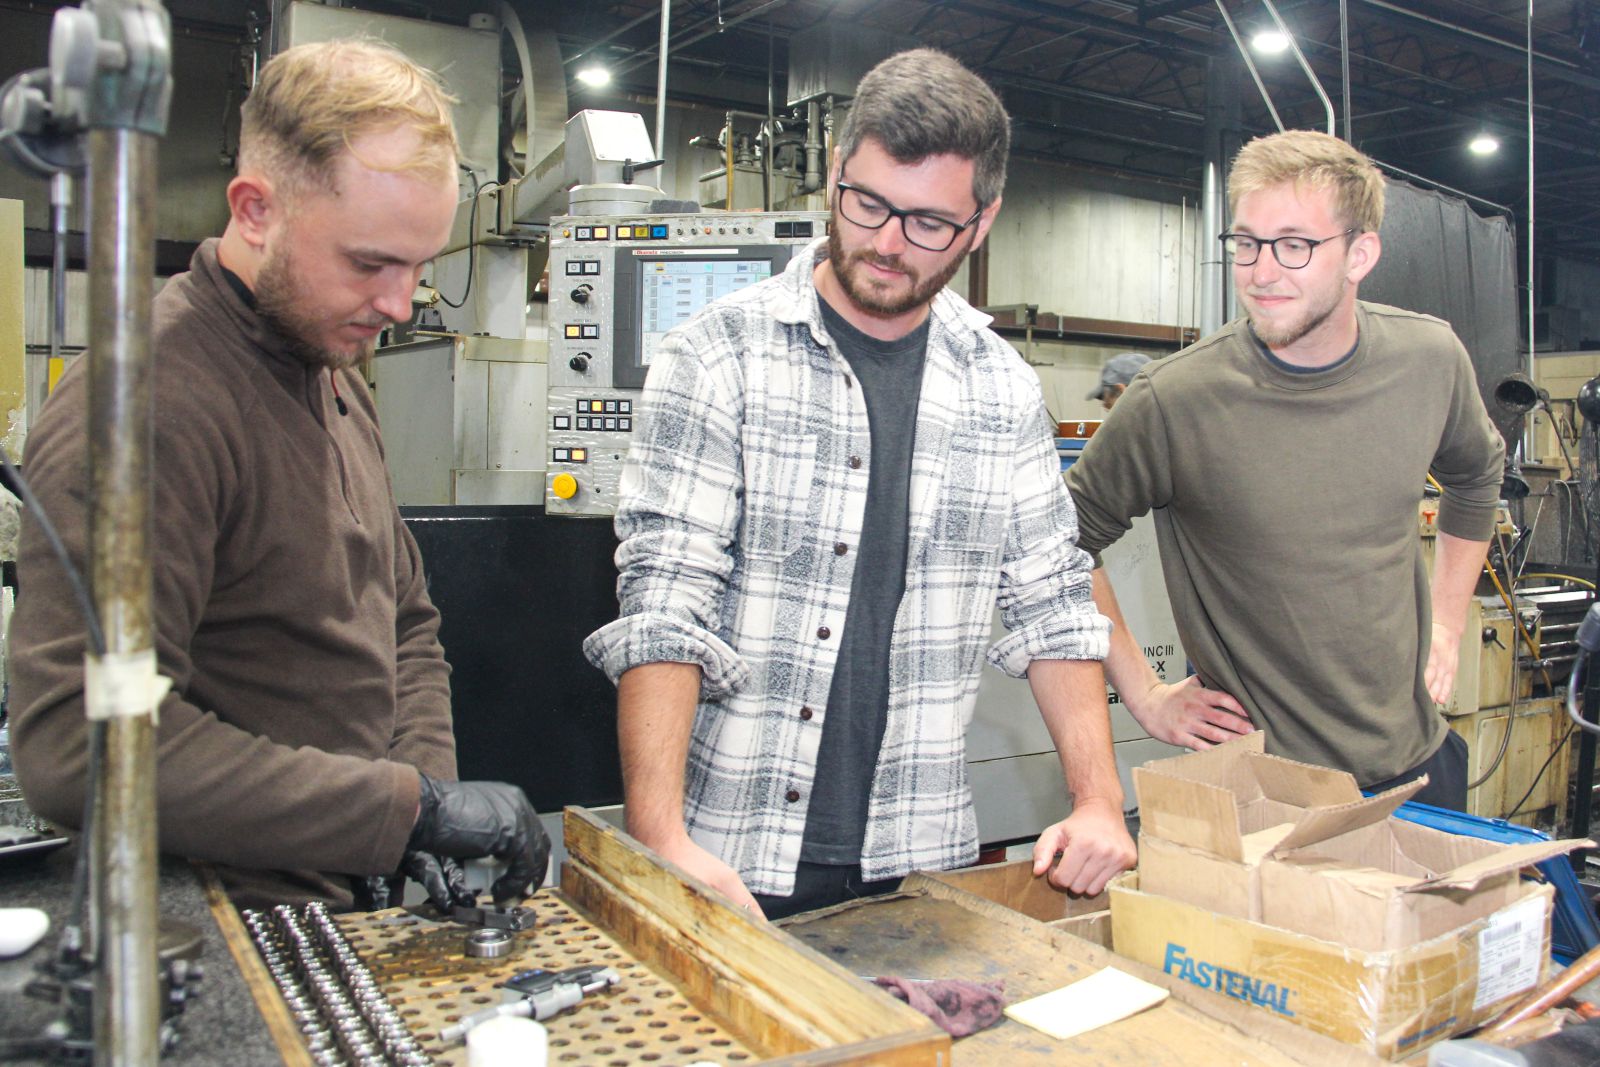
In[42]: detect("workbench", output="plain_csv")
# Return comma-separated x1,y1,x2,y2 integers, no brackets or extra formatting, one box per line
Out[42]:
0,843,288,1064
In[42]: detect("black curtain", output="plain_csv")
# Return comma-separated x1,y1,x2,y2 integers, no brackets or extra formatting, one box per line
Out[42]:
1359,178,1522,446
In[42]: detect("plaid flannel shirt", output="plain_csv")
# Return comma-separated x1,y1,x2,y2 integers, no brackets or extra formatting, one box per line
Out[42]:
584,240,1109,895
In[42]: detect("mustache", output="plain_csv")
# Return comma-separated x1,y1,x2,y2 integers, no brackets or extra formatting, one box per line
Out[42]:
850,248,909,274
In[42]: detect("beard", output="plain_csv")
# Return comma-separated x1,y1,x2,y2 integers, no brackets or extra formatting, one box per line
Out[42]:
1246,278,1345,350
828,226,970,317
254,247,381,371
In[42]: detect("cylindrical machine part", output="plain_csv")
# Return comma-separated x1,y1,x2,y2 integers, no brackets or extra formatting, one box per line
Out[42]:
46,172,71,415
724,114,735,211
88,125,162,1067
802,100,822,195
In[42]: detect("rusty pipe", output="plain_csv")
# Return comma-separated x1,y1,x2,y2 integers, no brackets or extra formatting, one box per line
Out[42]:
87,122,162,1067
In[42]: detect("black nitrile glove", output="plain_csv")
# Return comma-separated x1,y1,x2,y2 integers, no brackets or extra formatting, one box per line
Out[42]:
408,775,551,909
398,851,475,912
351,872,403,912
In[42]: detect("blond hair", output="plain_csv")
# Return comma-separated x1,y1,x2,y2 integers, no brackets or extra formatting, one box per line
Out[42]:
240,39,459,197
1227,130,1385,233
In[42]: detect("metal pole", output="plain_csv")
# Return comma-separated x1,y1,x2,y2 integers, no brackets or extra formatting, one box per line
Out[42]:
1339,0,1353,141
1200,55,1238,337
87,123,160,1067
46,173,71,416
654,0,670,160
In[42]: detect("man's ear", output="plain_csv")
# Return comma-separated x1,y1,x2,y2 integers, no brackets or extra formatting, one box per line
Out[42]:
1346,228,1381,285
968,194,1004,254
226,173,279,252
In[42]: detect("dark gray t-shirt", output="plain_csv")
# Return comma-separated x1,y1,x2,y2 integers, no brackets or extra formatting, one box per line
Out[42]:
800,298,929,865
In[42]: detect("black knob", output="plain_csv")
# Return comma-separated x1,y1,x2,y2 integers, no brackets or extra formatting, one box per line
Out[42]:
571,286,591,304
569,354,589,372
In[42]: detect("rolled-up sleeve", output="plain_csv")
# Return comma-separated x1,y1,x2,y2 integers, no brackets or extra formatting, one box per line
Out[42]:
583,328,751,697
987,397,1111,677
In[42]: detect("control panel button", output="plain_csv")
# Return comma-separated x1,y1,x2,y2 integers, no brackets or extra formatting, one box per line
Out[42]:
619,417,632,432
553,415,571,429
551,473,578,499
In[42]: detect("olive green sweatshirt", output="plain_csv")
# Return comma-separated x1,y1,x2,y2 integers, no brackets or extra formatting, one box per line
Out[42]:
1067,302,1504,784
8,240,456,909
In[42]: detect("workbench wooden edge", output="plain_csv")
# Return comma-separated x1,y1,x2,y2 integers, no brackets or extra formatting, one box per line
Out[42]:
902,872,1387,1067
196,863,313,1067
561,806,951,1064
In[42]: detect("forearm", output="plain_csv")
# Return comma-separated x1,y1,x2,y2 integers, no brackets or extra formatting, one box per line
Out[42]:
390,523,456,779
1027,658,1124,809
1431,532,1491,637
1093,569,1160,703
617,661,703,846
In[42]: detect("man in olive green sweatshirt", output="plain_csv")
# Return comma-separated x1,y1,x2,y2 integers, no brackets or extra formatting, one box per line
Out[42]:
1066,130,1503,810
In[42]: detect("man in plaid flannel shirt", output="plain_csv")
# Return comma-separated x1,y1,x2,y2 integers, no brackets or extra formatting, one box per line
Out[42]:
585,49,1135,919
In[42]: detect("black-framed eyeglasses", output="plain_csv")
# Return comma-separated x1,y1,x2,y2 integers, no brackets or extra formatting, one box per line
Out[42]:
1219,229,1356,269
835,179,985,252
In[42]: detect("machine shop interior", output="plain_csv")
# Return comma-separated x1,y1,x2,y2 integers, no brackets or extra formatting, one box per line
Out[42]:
7,0,1600,1064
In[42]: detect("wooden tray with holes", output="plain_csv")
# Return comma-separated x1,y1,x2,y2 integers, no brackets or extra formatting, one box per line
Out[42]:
313,807,949,1066
339,892,758,1065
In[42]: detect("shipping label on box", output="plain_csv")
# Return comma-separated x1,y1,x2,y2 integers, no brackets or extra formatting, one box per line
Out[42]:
1110,872,1554,1059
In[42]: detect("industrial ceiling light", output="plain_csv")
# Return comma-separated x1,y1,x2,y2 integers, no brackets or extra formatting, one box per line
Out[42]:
1251,30,1291,54
576,64,611,88
1469,133,1499,155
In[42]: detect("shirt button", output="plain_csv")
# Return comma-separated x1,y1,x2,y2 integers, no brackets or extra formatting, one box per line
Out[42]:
848,456,862,469
817,626,831,640
833,542,848,556
785,789,801,803
799,706,814,720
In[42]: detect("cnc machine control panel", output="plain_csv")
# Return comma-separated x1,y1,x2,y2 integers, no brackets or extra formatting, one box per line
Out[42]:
545,211,829,516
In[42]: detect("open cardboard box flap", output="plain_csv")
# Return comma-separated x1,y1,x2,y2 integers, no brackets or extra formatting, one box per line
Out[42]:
1406,838,1592,893
1137,733,1400,863
1267,779,1424,855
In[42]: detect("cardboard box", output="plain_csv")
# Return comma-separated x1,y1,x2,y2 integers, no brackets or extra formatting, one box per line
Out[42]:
1120,735,1591,1057
920,859,1112,946
1111,871,1554,1059
1134,734,1583,950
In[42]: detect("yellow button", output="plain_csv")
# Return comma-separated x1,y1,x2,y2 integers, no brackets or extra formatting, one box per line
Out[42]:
551,473,578,500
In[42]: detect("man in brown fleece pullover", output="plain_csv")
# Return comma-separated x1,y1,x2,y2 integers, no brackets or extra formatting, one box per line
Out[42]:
8,41,548,910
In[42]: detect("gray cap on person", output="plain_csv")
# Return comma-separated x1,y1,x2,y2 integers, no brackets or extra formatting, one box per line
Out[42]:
1087,352,1152,400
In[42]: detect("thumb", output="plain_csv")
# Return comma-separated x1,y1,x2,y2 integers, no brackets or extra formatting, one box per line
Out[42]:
401,851,454,912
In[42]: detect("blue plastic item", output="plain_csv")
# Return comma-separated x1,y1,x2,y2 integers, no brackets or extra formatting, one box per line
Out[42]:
1390,800,1598,965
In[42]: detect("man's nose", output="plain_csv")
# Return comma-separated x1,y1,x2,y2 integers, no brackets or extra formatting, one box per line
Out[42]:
372,271,415,323
873,217,909,257
1248,249,1283,286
